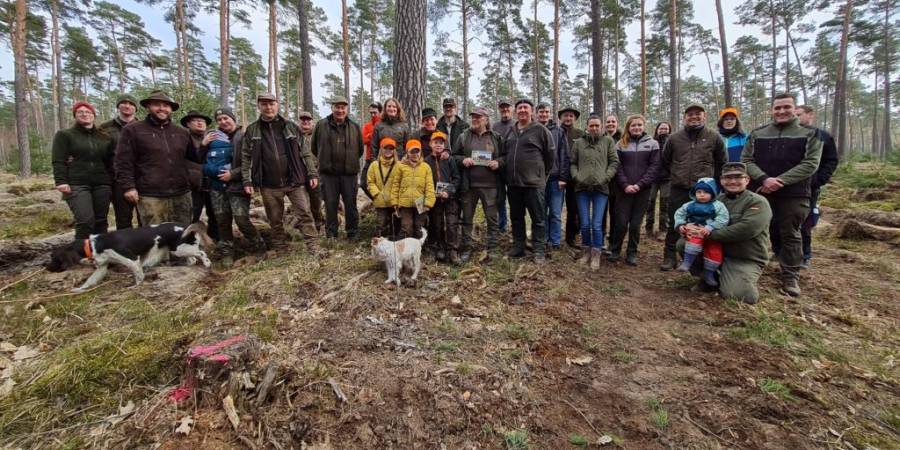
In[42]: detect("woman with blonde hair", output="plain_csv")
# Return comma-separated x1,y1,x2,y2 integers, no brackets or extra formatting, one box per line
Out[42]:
372,97,411,159
608,114,661,265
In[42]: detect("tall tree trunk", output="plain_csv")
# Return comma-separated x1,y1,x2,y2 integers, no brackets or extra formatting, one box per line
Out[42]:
640,0,646,115
784,26,790,93
239,66,247,125
50,0,64,132
613,6,620,117
591,0,604,114
769,1,777,100
267,0,279,102
219,0,230,105
393,0,427,127
110,23,126,92
13,0,30,177
298,0,314,113
462,0,470,116
668,0,677,125
871,71,879,156
369,32,375,101
504,15,515,95
882,0,893,157
176,0,191,94
341,0,350,101
785,26,809,103
704,50,720,111
715,0,732,107
532,0,539,102
832,0,853,158
552,0,560,115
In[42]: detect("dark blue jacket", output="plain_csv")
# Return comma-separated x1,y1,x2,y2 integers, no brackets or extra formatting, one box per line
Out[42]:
545,120,570,182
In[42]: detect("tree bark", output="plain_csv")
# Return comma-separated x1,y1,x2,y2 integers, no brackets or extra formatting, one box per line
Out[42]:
832,0,853,159
51,0,64,133
298,0,314,113
342,0,350,101
532,0,539,102
784,26,790,94
785,25,808,103
462,0,470,116
176,0,191,94
220,0,230,105
871,71,879,156
769,1,777,100
267,0,279,102
552,0,560,115
668,0,677,125
640,0,646,115
613,4,620,117
13,0,31,177
591,0,603,115
393,0,427,127
882,0,893,157
715,0,732,107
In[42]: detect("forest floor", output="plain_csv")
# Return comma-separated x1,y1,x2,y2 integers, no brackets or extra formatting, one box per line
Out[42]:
0,163,898,449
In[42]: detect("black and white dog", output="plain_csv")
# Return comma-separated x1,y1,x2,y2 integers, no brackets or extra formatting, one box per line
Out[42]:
47,222,213,293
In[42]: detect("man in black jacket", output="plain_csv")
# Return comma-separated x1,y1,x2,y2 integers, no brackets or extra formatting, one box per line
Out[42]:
497,99,555,263
770,105,838,269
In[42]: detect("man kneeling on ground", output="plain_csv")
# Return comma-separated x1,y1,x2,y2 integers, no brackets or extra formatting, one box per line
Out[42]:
678,162,772,304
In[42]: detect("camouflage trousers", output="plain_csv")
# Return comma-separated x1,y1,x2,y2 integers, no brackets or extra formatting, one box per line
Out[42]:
137,192,192,225
210,190,264,255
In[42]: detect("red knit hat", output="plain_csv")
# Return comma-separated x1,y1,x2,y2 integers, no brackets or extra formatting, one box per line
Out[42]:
72,101,96,117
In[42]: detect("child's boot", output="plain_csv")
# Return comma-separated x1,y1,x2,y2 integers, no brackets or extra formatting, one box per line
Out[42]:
702,258,720,287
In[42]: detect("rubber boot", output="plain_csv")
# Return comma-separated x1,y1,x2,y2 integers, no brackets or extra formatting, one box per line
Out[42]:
677,252,697,272
702,269,718,287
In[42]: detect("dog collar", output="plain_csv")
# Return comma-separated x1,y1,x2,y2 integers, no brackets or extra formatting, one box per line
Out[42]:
83,239,93,260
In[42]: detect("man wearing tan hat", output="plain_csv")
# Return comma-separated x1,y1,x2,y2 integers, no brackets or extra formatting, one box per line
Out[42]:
115,90,198,225
311,96,364,240
240,93,320,250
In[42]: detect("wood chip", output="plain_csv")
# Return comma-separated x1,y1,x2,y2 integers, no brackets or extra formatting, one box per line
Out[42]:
175,416,194,435
328,377,348,403
223,395,240,430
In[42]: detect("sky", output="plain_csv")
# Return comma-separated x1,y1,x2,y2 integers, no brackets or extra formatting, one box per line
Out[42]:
1,0,837,116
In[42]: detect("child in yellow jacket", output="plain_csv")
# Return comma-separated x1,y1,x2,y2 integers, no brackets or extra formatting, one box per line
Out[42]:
367,137,400,238
391,139,436,239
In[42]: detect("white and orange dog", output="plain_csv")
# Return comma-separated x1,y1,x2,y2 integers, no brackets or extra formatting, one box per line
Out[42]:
371,228,427,287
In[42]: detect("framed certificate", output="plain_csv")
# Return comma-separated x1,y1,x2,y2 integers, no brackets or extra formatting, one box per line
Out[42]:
472,150,493,166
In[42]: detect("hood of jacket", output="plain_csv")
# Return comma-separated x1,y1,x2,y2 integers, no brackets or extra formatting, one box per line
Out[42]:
691,177,719,199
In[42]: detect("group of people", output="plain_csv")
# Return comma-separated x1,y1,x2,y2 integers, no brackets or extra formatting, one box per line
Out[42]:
51,88,837,304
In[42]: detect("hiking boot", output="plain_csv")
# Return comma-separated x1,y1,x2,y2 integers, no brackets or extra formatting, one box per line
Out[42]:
508,247,527,259
800,258,811,269
578,248,591,265
782,278,801,297
449,250,461,265
607,252,620,263
659,253,677,271
565,237,581,250
534,253,546,264
691,280,717,293
590,248,601,270
625,253,638,266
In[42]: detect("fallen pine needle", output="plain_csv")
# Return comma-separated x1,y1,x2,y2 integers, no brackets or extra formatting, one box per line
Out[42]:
0,268,45,294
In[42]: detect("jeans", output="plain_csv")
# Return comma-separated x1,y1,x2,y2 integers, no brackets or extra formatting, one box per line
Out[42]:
544,178,565,246
576,190,608,249
63,184,111,239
